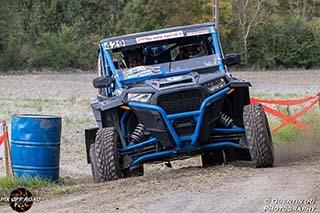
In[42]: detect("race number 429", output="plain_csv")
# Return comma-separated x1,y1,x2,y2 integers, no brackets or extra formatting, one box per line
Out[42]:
104,40,125,49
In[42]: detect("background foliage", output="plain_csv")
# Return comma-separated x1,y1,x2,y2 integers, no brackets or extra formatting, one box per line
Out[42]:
0,0,319,71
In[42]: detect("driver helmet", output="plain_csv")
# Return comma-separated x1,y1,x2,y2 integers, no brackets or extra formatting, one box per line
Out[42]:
122,46,144,68
179,41,207,59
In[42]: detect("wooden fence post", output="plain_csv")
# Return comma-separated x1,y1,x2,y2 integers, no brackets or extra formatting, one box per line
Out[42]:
2,121,9,176
2,121,14,177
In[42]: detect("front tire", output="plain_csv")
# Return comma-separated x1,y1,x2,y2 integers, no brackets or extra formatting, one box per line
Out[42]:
243,104,274,168
90,127,122,182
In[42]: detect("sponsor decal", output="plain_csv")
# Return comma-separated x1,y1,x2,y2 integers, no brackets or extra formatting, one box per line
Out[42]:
186,29,210,36
136,31,184,43
122,66,161,79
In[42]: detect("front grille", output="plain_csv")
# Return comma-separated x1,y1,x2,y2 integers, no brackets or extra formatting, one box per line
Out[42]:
157,90,203,114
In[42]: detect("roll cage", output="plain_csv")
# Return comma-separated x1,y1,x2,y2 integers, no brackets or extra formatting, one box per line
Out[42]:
97,23,226,97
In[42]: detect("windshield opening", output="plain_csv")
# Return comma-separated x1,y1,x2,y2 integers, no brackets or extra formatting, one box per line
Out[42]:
111,34,214,69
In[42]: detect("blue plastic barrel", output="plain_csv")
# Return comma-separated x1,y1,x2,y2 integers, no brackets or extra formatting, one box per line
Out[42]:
11,114,61,182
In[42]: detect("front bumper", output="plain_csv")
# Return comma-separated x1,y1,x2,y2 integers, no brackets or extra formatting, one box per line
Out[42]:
129,87,230,148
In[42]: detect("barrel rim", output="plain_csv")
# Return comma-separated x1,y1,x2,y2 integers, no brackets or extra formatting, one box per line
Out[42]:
12,114,61,119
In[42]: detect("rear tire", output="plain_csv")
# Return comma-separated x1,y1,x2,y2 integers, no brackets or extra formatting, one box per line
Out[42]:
201,150,224,167
90,127,122,182
243,104,274,168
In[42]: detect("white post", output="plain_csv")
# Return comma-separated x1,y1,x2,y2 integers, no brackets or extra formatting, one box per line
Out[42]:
214,0,219,32
213,0,224,57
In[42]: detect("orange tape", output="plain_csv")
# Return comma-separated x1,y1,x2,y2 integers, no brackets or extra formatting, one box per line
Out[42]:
261,105,310,131
251,93,320,132
271,95,320,132
0,131,8,146
250,95,317,106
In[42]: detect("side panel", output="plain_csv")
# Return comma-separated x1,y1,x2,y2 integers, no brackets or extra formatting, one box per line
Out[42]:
101,108,127,148
86,97,126,164
227,79,251,127
91,97,123,127
92,107,103,128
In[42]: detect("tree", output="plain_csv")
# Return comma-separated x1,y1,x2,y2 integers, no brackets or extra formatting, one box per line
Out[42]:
233,0,266,63
0,0,320,71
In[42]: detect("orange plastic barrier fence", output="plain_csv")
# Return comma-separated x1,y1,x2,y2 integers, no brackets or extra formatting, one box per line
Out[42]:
250,93,320,132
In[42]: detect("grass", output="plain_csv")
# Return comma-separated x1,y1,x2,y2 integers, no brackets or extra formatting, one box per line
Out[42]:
63,116,95,129
270,111,320,145
19,98,60,111
275,104,291,115
0,176,78,206
253,92,301,100
273,92,298,99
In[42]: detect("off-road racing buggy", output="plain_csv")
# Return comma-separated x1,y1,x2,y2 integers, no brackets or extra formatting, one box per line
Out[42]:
85,22,274,182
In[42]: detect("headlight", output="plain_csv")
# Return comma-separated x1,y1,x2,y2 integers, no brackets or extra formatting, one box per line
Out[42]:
127,93,152,103
203,78,227,92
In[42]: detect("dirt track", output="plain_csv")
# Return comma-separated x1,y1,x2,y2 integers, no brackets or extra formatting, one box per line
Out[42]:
0,70,319,212
31,153,320,212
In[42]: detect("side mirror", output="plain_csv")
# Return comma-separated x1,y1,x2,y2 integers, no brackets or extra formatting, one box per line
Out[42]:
224,54,241,66
93,76,112,88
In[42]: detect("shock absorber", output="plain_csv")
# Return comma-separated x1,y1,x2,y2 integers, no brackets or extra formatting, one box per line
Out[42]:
220,112,234,128
130,122,146,143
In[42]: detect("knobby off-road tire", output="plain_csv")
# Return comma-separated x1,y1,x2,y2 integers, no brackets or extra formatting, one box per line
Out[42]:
201,150,224,167
243,104,274,168
90,127,122,182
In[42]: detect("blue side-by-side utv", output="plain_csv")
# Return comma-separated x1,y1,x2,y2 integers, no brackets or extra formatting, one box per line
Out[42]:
84,22,274,182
